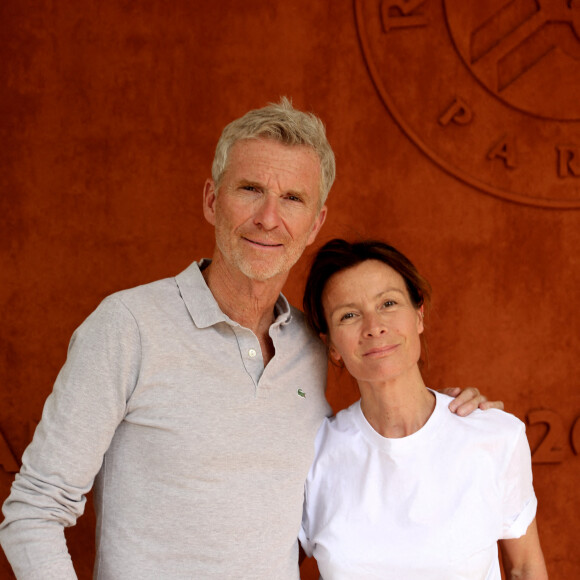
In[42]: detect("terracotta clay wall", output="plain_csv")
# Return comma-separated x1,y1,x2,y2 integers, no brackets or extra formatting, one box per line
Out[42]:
1,1,579,578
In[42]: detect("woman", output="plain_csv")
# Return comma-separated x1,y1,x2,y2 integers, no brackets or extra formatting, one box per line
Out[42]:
299,239,547,580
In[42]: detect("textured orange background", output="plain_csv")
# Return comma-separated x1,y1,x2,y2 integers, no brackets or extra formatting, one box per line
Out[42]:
1,1,579,578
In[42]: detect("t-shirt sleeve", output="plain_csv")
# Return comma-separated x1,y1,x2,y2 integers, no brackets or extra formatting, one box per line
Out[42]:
299,488,315,557
501,422,537,539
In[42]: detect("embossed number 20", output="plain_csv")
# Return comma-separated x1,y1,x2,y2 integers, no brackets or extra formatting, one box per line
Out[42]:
527,410,580,464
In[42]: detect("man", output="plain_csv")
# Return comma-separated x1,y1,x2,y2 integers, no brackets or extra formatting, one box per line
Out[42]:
0,98,496,579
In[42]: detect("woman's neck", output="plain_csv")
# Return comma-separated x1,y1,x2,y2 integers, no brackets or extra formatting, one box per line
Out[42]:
358,371,435,438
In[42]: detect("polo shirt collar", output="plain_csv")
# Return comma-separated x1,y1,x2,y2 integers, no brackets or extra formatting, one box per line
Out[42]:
175,260,292,329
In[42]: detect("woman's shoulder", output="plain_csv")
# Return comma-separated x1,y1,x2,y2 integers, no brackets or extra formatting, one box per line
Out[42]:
434,390,526,440
320,400,360,432
313,401,362,450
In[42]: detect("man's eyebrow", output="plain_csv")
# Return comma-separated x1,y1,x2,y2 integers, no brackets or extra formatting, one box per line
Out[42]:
236,179,309,199
237,178,262,187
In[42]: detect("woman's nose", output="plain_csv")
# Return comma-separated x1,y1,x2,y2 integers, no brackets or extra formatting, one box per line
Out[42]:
363,313,387,337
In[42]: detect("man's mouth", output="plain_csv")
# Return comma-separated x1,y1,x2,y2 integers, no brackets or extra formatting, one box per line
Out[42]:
243,237,283,248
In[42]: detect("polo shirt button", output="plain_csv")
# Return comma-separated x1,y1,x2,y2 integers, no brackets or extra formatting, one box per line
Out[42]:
248,348,257,358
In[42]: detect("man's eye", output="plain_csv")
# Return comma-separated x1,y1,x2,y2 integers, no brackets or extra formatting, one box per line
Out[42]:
286,194,303,202
242,185,257,192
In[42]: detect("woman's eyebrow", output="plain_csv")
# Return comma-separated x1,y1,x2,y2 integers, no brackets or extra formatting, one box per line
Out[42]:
329,287,407,315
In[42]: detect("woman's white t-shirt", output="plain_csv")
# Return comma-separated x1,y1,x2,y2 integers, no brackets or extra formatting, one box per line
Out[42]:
299,390,537,580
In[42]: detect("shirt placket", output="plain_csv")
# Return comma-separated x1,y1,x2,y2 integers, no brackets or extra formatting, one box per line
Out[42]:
231,326,264,391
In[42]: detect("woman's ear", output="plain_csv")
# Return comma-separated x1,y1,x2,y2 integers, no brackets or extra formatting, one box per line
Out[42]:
329,347,342,363
417,305,425,334
321,333,342,363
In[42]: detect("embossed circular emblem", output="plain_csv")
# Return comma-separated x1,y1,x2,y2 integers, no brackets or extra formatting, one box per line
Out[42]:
355,0,580,208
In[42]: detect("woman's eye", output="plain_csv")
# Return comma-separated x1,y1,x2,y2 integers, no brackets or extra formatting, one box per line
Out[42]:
382,300,396,308
340,312,355,321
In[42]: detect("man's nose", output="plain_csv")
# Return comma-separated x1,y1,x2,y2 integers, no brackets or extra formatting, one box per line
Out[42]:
253,194,281,229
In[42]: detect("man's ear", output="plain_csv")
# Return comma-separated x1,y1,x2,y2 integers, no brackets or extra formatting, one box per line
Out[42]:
306,204,328,246
202,179,217,226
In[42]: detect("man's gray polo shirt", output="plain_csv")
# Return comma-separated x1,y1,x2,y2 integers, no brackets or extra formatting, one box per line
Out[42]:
0,260,331,579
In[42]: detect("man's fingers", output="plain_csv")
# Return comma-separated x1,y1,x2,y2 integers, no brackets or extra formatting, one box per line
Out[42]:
446,386,480,413
479,400,505,411
441,387,504,415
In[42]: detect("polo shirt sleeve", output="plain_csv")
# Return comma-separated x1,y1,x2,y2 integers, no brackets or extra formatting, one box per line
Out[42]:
0,295,141,579
500,422,538,539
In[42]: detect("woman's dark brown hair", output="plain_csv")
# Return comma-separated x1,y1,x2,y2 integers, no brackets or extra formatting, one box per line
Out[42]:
303,239,432,338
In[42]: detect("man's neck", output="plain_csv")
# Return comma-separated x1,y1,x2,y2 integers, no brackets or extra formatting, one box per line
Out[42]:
202,255,288,364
